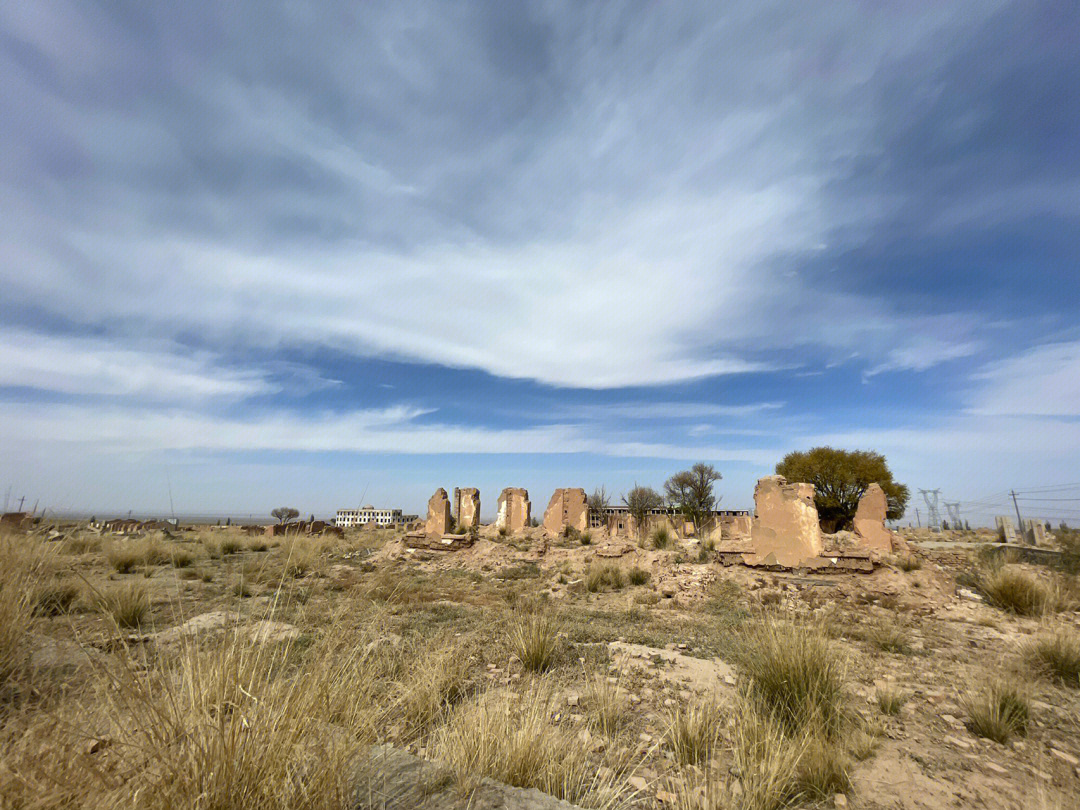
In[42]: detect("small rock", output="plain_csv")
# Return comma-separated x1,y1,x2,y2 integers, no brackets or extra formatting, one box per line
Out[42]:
656,790,678,804
628,776,649,792
566,693,580,707
1050,748,1079,767
984,761,1008,775
834,795,848,809
943,735,973,750
639,733,653,744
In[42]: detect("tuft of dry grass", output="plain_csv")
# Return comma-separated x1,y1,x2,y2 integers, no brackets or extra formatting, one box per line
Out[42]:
962,679,1030,743
169,546,196,568
584,674,628,738
97,582,150,629
737,620,848,737
392,640,471,738
627,566,651,586
509,610,561,672
730,708,808,810
433,685,625,807
1026,627,1080,686
0,534,49,688
896,553,922,572
865,617,912,654
973,565,1061,616
650,526,671,549
665,696,721,766
585,563,624,593
282,539,323,578
105,538,169,573
32,578,82,616
876,686,908,715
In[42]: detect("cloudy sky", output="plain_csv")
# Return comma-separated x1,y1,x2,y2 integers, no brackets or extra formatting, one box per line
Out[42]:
2,2,1078,524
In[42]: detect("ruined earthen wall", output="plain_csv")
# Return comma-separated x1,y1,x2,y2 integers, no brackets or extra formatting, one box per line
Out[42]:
453,487,481,529
542,488,588,535
747,475,823,567
496,488,531,533
851,483,899,553
426,488,452,537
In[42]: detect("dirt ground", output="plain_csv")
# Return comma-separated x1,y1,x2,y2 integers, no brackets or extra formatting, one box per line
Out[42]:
3,523,1079,809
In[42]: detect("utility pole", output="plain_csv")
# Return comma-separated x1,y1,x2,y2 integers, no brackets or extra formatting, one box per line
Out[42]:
1010,490,1024,532
17,495,26,512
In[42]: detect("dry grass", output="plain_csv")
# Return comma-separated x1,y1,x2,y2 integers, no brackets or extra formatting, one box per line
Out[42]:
169,547,196,568
665,695,721,766
962,679,1030,743
585,563,624,593
433,685,625,808
584,674,628,738
1026,627,1080,686
627,566,651,586
509,610,561,672
730,708,809,810
105,538,168,573
896,553,922,572
865,617,912,654
283,539,323,578
737,620,848,737
392,640,471,738
876,686,908,715
97,582,150,629
973,565,1061,616
32,578,82,616
650,526,672,549
0,535,47,689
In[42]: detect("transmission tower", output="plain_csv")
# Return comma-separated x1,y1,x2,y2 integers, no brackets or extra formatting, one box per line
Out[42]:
919,489,941,530
944,501,961,529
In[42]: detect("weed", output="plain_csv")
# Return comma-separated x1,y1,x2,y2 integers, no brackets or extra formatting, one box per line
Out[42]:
865,618,911,654
584,675,627,738
579,531,592,546
704,578,742,614
32,579,81,616
896,554,922,572
975,566,1060,616
170,548,195,568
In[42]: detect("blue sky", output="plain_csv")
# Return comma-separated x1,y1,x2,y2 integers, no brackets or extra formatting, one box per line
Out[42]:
2,2,1079,524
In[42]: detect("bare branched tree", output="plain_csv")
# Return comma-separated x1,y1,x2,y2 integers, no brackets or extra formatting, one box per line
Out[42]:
664,463,722,536
622,485,662,540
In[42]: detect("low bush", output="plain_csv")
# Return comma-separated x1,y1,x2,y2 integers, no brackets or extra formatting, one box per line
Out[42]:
650,526,671,550
627,566,651,586
170,548,195,568
896,554,922,572
32,579,81,616
865,618,912,654
584,675,627,738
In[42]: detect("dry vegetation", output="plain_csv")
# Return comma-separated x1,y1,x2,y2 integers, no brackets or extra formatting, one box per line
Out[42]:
1,523,1079,810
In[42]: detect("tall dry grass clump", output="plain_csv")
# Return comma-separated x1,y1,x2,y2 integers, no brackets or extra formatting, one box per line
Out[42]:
665,695,721,766
584,673,628,738
1026,627,1080,686
968,560,1061,616
509,610,561,672
97,582,150,629
105,537,169,573
433,685,625,808
737,620,848,737
86,624,363,810
962,678,1030,743
0,533,51,689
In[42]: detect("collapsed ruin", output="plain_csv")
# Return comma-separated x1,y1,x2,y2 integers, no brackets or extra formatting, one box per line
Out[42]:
425,488,452,537
852,483,905,553
496,488,531,533
453,487,480,530
542,488,588,536
744,475,824,567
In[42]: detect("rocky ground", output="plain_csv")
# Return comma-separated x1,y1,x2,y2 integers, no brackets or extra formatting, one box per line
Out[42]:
1,523,1078,809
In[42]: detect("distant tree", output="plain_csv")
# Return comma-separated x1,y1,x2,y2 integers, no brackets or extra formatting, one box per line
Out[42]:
225,517,231,526
623,485,663,540
775,447,910,530
587,486,611,517
664,463,722,536
271,507,300,525
942,520,950,531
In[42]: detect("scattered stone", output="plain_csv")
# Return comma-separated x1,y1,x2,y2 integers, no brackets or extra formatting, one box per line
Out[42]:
1050,748,1079,767
834,795,848,809
566,693,580,707
628,776,649,792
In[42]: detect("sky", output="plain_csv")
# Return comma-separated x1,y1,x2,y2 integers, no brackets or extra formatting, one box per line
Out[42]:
1,2,1079,525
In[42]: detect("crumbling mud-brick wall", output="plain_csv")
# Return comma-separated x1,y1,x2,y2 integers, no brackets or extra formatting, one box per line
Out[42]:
496,488,531,533
542,488,588,536
1022,518,1048,547
852,483,902,553
425,488,452,537
453,487,481,530
995,516,1019,543
746,475,824,567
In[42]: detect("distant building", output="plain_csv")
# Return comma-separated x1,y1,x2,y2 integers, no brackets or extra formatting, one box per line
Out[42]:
335,506,410,528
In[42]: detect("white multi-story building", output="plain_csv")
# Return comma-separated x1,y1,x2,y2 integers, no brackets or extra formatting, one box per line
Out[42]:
335,506,405,528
